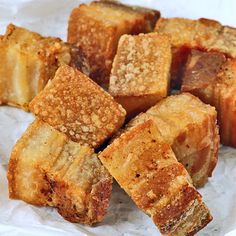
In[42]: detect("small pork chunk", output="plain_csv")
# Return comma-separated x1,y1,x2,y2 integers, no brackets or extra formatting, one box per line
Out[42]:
99,120,212,236
109,33,171,119
29,65,126,148
67,0,160,85
0,24,71,110
118,93,219,187
182,49,236,147
8,119,112,225
155,17,236,88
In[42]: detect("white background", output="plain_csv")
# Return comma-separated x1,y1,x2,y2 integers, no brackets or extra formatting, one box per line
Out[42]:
0,1,236,236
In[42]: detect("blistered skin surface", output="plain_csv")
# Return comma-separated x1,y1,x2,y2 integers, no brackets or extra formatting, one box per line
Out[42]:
30,65,126,148
109,33,171,96
109,33,171,118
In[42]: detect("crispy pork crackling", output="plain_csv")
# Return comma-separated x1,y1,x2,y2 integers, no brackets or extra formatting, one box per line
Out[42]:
8,119,112,224
68,0,160,85
99,119,212,235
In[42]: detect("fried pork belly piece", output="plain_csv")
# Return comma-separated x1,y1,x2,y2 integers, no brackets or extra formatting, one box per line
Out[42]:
116,93,219,187
67,0,160,85
0,24,72,110
29,65,126,148
99,120,212,235
8,119,112,225
154,17,236,88
109,33,171,119
182,49,236,147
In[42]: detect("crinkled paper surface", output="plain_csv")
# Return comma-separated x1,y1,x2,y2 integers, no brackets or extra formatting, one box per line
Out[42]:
0,0,236,235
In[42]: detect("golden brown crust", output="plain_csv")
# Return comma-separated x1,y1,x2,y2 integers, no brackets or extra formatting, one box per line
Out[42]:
155,17,222,89
29,65,126,148
109,33,171,119
0,24,71,110
155,17,236,88
155,17,222,49
181,49,236,147
67,1,160,84
109,33,171,97
7,118,112,224
99,120,212,235
116,93,219,187
91,1,160,33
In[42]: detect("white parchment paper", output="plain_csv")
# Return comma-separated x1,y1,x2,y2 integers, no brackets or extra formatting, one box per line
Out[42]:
0,0,236,235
